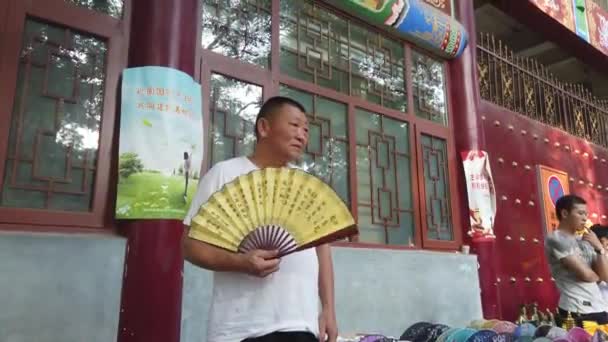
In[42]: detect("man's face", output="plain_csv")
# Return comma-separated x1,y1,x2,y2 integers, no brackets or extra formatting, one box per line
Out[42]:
261,104,309,162
561,203,588,230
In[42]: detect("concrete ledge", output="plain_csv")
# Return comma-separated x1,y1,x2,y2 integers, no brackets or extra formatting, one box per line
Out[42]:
0,231,126,342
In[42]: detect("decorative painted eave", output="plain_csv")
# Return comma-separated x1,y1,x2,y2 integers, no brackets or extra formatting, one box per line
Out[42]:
331,0,469,59
529,0,608,56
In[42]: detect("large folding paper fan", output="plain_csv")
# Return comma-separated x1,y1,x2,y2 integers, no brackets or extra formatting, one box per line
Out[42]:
189,167,357,256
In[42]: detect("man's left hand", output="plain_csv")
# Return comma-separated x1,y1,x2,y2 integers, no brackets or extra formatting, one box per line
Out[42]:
318,309,338,342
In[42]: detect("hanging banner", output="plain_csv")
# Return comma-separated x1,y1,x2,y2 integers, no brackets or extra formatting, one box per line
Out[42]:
537,165,570,234
115,66,203,219
461,150,497,242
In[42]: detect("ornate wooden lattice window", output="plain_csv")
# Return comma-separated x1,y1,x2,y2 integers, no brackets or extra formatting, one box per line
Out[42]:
201,0,272,68
356,109,415,245
65,0,124,18
209,74,263,166
279,0,407,112
420,134,452,241
412,50,448,125
198,0,460,249
280,85,350,204
2,19,106,212
0,0,127,228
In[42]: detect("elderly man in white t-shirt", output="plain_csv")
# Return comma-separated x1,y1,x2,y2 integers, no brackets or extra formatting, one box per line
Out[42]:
182,96,338,342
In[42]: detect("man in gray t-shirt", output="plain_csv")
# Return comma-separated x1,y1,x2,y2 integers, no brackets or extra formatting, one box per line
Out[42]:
544,195,608,326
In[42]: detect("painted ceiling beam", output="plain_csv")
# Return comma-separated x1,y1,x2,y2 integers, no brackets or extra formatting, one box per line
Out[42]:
332,0,469,59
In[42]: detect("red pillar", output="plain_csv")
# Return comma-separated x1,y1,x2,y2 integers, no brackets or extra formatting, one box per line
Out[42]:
117,0,198,341
449,0,501,319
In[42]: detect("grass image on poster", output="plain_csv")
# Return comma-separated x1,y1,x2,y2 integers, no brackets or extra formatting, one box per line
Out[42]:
116,66,203,219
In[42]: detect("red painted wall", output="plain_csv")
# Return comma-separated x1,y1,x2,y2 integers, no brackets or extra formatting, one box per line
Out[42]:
480,100,608,320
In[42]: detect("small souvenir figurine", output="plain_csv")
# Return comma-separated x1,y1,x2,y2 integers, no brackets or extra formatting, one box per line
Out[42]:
516,304,529,325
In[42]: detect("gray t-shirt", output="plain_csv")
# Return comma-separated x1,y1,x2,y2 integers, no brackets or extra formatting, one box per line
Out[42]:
545,230,607,313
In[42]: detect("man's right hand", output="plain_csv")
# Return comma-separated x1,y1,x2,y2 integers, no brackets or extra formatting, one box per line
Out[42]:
184,237,281,275
240,249,281,277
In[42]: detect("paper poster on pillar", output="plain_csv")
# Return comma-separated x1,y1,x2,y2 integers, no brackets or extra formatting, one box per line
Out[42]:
115,66,203,219
461,150,497,242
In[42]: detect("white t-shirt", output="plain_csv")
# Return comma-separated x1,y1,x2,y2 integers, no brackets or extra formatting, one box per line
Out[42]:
183,156,320,342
